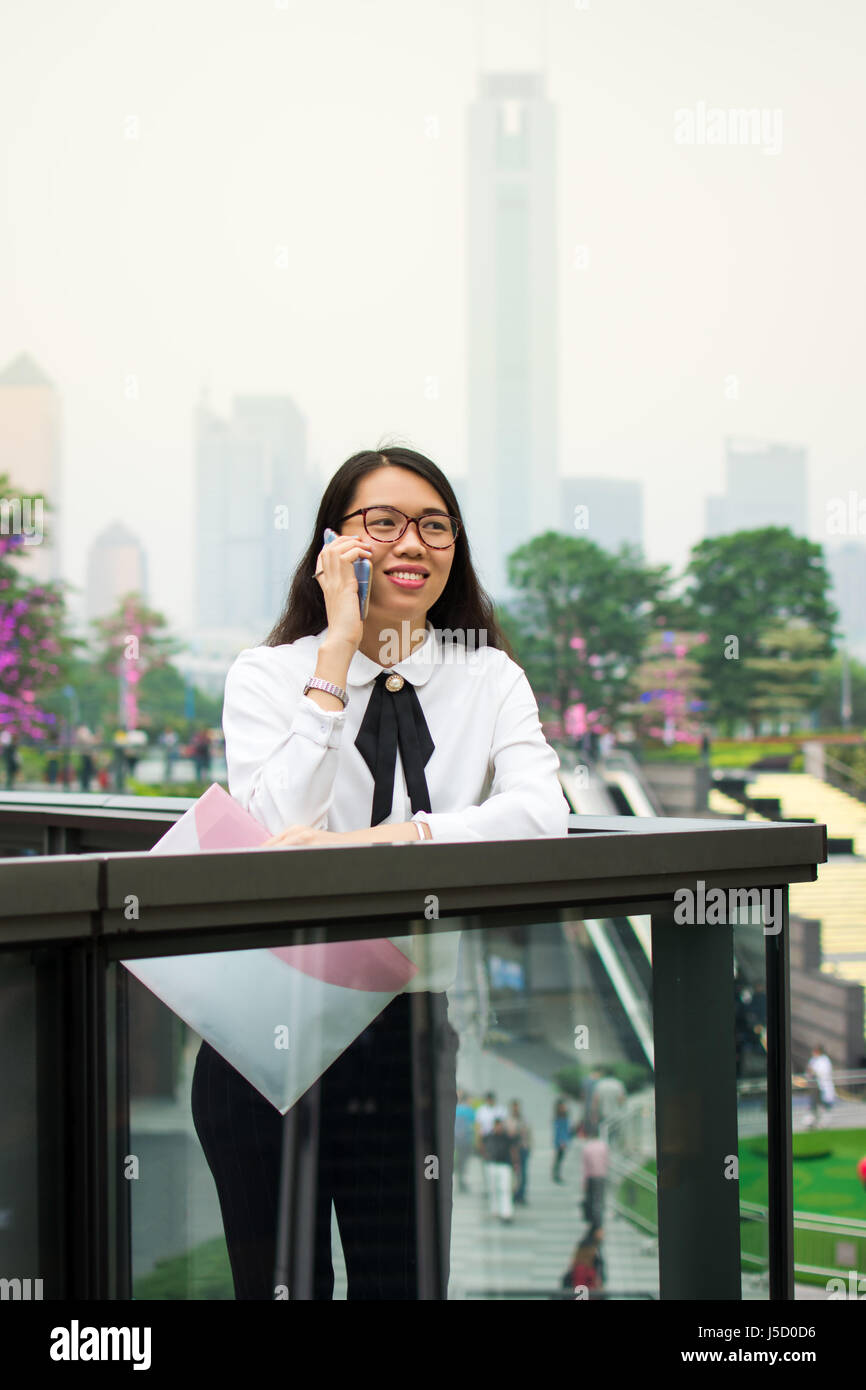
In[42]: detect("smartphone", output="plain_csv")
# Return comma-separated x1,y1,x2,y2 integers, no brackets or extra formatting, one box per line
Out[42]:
323,527,371,620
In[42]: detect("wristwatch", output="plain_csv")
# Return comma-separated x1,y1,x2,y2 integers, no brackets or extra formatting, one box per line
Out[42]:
303,675,349,708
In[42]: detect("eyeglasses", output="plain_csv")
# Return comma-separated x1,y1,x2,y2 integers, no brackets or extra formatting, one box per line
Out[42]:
339,507,461,549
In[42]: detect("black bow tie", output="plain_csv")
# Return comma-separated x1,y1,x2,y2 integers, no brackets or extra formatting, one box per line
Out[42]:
354,671,435,826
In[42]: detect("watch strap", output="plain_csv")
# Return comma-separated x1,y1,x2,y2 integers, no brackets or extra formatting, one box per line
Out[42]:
303,675,349,708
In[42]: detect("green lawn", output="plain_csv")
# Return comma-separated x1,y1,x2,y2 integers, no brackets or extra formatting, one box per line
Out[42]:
620,1128,866,1289
740,1129,866,1222
625,1129,866,1222
133,1236,234,1301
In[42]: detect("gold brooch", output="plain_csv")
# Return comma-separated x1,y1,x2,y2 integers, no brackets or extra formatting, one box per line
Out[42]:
385,673,404,692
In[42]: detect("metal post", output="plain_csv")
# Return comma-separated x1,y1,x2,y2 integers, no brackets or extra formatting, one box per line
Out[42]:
765,885,794,1299
87,937,110,1299
651,897,742,1299
274,1085,320,1300
35,948,67,1298
109,962,132,1300
40,941,110,1298
410,989,445,1299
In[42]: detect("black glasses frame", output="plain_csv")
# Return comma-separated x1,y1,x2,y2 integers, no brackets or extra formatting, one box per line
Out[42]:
339,507,461,549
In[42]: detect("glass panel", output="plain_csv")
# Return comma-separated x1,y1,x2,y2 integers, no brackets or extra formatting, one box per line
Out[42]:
125,972,233,1299
448,912,656,1301
120,907,661,1300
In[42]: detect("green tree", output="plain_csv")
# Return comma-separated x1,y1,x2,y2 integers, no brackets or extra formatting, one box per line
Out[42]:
683,528,838,735
631,628,709,743
137,660,223,732
56,644,223,739
743,621,834,732
501,533,670,729
53,651,118,734
89,592,184,732
817,653,866,729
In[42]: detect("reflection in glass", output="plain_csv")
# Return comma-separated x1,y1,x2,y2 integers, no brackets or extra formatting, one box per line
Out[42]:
122,910,666,1299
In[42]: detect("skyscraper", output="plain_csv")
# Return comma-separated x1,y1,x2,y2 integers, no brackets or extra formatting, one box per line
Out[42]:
559,477,644,557
706,437,808,539
85,522,148,625
0,352,62,586
824,541,866,664
194,391,316,639
465,72,558,599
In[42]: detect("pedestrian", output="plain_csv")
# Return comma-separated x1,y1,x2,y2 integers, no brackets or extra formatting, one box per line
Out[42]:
553,1098,571,1183
112,731,127,791
579,1067,602,1136
190,445,569,1300
475,1091,507,1203
580,1132,609,1226
590,1067,626,1129
1,729,20,789
484,1117,516,1223
454,1090,477,1194
193,728,212,780
562,1226,605,1295
123,730,145,779
475,1090,506,1138
76,725,97,792
161,727,179,782
507,1099,532,1205
804,1045,836,1128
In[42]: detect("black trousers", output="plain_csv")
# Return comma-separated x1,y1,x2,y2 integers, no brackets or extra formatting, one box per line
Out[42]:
584,1175,606,1227
191,990,458,1300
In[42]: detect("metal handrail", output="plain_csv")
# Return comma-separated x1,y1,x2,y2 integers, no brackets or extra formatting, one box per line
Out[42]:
740,1069,866,1092
823,750,866,791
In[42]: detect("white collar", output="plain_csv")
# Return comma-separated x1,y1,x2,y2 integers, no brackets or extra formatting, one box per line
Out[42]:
339,620,441,689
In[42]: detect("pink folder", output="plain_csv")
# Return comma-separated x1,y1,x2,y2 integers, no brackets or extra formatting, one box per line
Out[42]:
121,783,417,1111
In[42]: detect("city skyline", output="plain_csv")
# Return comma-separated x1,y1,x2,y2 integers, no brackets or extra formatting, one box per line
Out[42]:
0,0,864,640
2,347,865,662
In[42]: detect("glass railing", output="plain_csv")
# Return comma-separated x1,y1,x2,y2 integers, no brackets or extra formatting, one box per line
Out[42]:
0,797,825,1300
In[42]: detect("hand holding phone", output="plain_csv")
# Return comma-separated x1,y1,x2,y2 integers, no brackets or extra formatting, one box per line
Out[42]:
323,527,372,621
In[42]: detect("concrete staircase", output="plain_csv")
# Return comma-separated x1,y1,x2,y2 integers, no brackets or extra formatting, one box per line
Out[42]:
710,772,866,990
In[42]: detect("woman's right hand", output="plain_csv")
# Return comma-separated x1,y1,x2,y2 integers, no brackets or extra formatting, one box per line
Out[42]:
315,533,374,651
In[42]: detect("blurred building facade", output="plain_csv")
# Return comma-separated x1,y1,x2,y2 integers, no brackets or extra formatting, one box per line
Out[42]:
824,540,866,665
0,352,62,586
195,391,318,638
465,72,559,600
706,436,808,538
85,521,149,625
558,476,644,556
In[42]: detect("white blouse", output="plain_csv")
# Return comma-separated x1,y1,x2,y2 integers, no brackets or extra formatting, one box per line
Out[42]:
222,620,570,991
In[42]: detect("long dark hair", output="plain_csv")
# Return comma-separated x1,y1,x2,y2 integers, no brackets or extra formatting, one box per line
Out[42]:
263,444,515,657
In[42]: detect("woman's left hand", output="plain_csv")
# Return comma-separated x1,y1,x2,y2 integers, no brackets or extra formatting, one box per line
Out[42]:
261,825,346,848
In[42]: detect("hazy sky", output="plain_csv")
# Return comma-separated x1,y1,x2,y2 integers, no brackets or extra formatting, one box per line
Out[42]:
1,0,864,635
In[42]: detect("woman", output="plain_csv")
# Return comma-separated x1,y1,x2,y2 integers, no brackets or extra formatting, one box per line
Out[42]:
562,1226,605,1296
507,1098,532,1205
191,444,569,1300
552,1097,571,1183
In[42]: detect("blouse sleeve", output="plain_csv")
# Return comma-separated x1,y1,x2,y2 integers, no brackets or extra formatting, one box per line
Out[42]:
222,647,345,835
409,659,571,843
